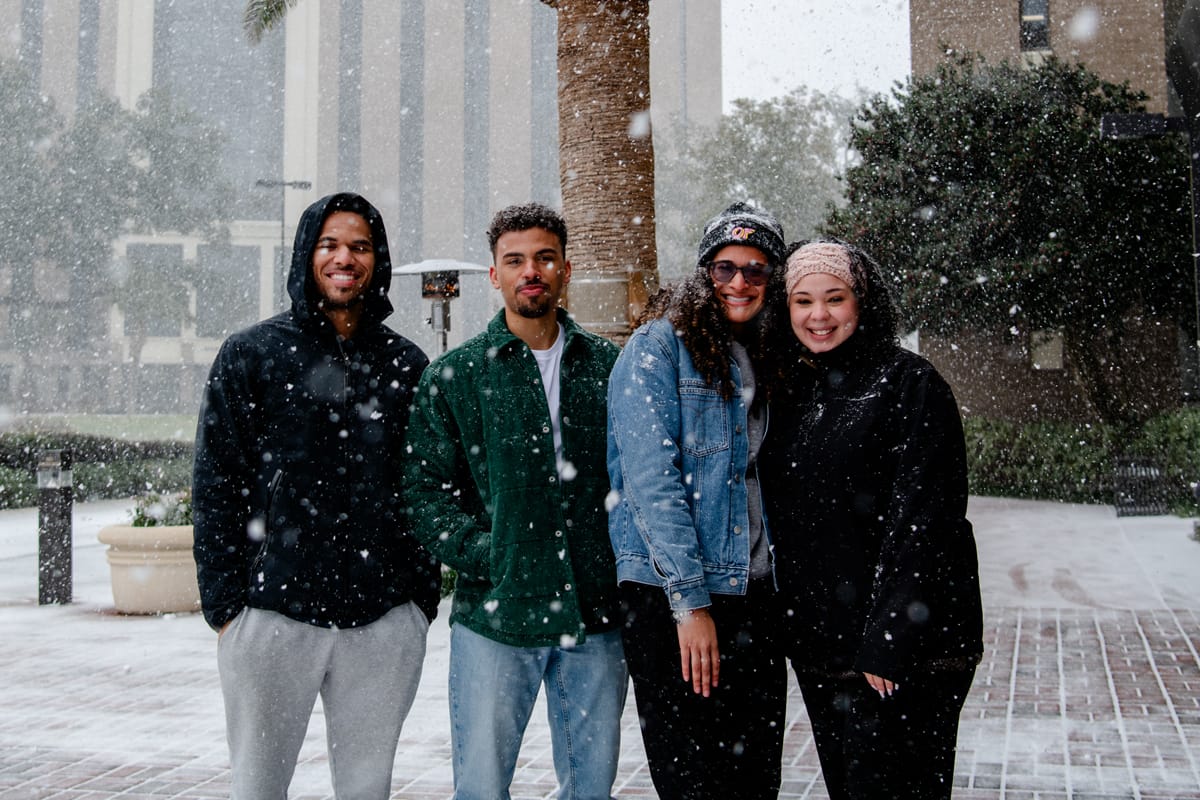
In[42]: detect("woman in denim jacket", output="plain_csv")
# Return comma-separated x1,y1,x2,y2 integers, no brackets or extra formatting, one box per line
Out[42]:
607,202,789,799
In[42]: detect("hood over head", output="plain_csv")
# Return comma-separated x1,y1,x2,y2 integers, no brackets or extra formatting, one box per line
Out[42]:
287,192,394,326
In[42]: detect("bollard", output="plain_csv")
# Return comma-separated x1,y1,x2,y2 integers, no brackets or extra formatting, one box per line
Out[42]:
36,449,73,605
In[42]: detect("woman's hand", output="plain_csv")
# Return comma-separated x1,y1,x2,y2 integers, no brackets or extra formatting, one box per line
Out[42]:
864,672,898,698
676,608,720,697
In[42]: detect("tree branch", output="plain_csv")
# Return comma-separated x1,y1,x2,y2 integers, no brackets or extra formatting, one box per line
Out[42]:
243,0,300,45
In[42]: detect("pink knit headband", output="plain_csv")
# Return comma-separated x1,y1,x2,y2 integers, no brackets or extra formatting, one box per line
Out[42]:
785,242,857,295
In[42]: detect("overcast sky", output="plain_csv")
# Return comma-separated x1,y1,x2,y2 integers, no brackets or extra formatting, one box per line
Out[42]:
721,0,911,107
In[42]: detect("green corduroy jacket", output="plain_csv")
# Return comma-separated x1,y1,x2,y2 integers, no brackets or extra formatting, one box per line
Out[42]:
402,308,621,647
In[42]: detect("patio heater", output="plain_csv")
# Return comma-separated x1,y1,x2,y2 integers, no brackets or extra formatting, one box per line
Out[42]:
392,259,490,354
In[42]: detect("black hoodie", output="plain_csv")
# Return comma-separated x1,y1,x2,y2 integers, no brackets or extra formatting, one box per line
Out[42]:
193,193,439,630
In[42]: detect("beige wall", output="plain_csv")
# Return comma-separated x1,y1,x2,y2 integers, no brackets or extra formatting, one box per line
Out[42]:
0,0,20,59
487,2,536,210
360,2,406,217
649,0,723,132
910,0,1017,77
41,0,81,115
422,3,468,251
910,0,1169,111
922,318,1183,424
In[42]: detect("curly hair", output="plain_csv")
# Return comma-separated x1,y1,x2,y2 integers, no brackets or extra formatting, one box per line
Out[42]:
636,262,790,401
779,237,900,356
486,202,568,256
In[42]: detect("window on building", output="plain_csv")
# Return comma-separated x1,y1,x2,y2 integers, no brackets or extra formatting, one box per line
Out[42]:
1031,329,1064,370
1020,0,1050,51
124,244,188,338
195,243,259,338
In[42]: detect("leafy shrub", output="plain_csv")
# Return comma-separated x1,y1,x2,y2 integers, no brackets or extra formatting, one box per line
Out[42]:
964,417,1114,504
130,490,193,527
1125,407,1200,515
0,465,37,508
0,432,191,469
440,565,457,599
964,410,1200,514
0,432,193,510
74,458,193,502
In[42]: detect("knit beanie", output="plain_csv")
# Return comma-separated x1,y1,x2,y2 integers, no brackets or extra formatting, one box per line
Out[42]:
785,242,858,296
696,201,786,268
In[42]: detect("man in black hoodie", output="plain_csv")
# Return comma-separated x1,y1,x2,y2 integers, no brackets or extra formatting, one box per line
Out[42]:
193,193,439,799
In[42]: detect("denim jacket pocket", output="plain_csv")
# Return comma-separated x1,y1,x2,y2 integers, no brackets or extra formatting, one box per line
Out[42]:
678,380,729,457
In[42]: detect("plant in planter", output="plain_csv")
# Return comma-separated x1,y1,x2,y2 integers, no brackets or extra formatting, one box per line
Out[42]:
97,490,201,615
130,490,193,527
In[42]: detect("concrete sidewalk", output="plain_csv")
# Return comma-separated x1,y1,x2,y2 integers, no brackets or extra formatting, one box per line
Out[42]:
0,496,1198,798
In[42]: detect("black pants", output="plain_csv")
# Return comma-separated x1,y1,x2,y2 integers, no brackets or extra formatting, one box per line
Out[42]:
620,580,786,800
795,668,975,800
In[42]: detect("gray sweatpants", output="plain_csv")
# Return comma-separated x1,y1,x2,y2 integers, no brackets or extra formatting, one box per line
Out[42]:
217,603,429,800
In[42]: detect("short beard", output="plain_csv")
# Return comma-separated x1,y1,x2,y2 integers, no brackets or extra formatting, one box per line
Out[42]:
515,302,554,319
513,290,555,319
317,294,365,312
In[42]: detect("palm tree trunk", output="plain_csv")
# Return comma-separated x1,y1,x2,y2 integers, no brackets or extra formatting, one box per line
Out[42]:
549,0,658,340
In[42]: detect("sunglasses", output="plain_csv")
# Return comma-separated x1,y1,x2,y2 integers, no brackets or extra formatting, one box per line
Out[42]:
708,260,772,286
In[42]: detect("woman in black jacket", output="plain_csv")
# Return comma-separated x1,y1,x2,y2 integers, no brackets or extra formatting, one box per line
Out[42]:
761,240,983,800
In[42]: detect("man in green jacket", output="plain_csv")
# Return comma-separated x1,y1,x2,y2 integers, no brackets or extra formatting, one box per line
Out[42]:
403,202,626,800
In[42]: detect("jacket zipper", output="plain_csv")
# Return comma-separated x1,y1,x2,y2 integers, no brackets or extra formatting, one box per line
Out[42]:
249,467,285,580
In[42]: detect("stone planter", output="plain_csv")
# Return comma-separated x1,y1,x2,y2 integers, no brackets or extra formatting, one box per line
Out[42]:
96,524,201,615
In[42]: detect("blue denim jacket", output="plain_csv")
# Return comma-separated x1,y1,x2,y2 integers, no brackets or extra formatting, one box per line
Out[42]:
607,317,770,612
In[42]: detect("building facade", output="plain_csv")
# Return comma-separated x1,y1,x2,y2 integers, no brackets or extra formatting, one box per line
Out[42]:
912,0,1175,113
908,0,1196,422
0,0,721,415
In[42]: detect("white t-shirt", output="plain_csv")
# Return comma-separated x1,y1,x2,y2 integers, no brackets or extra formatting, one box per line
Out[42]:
531,322,566,476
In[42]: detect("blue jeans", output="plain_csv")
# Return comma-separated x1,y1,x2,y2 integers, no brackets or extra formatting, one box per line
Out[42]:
448,623,628,800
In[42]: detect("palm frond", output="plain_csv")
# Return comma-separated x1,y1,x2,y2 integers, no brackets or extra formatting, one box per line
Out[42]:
243,0,300,45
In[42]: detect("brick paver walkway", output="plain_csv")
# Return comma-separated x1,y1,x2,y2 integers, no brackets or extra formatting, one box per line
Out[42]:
951,608,1200,800
1,498,1198,798
1,606,1197,798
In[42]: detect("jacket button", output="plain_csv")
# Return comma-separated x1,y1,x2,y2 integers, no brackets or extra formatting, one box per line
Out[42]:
543,425,550,433
729,578,739,587
555,530,563,538
564,583,572,591
733,525,742,535
733,474,742,483
672,591,682,601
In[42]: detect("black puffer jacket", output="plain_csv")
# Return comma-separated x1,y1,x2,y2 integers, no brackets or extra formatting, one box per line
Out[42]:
193,193,439,631
760,335,983,682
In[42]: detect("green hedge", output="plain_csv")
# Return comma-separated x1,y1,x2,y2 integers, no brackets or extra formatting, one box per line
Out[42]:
964,409,1200,515
1125,407,1200,515
0,432,192,510
0,431,191,468
963,418,1115,504
7,411,1200,516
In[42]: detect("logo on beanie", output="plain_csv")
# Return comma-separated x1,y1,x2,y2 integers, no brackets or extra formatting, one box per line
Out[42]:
729,226,756,241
